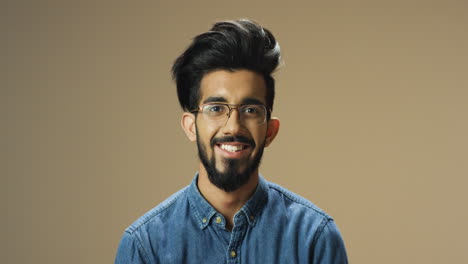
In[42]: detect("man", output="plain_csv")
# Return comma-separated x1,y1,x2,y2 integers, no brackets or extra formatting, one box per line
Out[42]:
115,19,348,263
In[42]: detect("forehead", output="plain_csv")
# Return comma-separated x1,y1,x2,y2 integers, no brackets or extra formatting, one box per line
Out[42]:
198,69,267,104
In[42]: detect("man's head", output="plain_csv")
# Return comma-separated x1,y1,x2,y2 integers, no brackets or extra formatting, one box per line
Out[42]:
173,19,281,192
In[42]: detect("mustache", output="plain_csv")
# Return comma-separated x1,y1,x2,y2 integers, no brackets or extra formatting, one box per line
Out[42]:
211,136,256,148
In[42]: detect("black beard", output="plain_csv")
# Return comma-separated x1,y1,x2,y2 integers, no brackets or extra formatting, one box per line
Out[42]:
196,130,265,192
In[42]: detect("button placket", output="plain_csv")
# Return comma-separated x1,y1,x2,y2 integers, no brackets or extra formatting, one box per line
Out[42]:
226,214,248,263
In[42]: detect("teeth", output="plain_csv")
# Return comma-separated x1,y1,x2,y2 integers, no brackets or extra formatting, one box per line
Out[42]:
220,144,245,152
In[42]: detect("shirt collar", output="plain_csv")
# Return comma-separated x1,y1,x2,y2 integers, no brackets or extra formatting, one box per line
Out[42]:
187,172,269,230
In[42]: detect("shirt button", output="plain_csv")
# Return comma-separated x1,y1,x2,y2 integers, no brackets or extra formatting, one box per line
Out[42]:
202,218,207,223
230,250,237,258
250,215,254,220
215,216,222,224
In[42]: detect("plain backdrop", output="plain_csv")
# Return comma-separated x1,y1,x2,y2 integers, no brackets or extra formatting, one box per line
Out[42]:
4,0,468,263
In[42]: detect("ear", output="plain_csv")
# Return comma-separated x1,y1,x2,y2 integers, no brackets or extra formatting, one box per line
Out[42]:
181,112,197,142
264,117,280,147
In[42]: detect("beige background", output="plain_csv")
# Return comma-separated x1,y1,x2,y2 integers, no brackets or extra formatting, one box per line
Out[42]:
4,0,468,263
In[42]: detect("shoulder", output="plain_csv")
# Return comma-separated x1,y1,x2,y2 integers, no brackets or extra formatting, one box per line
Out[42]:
124,185,190,235
115,186,192,263
266,181,333,222
264,181,347,256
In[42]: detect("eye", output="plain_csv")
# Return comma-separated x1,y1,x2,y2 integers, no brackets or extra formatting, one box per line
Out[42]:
242,105,262,115
244,107,257,113
209,105,222,112
204,104,226,115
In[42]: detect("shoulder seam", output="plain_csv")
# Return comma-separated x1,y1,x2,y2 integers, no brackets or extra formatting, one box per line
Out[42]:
124,229,152,264
268,183,330,219
126,187,189,234
311,217,333,248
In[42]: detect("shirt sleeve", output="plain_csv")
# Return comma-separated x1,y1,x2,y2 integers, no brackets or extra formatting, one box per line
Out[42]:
312,219,348,264
115,231,150,264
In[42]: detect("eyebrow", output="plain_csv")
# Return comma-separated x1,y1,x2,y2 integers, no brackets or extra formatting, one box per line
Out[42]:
241,98,265,105
202,96,265,106
203,97,227,104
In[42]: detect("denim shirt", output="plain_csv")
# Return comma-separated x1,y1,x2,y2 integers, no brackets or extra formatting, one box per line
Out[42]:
115,174,348,263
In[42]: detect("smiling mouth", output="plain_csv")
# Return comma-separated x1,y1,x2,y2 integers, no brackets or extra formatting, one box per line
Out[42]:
217,143,249,152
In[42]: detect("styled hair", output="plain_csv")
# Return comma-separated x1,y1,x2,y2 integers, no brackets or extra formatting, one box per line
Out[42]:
172,19,281,117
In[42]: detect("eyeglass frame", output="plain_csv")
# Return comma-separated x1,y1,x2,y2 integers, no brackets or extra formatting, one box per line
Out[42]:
190,102,271,126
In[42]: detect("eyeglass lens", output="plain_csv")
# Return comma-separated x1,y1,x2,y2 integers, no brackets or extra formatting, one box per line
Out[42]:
200,104,266,125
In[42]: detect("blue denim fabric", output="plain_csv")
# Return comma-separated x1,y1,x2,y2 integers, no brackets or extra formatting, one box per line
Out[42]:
115,174,348,263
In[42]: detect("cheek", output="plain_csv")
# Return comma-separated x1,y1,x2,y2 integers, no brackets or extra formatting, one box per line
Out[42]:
252,128,268,148
196,123,219,146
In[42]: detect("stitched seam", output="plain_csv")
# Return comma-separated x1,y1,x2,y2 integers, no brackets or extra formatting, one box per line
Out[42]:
187,195,207,229
268,184,329,218
127,187,188,234
311,217,332,248
127,230,152,264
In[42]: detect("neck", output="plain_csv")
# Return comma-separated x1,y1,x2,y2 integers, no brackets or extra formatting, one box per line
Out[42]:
197,164,259,230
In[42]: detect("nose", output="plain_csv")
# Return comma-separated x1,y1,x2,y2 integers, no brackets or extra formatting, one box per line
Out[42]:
221,108,243,135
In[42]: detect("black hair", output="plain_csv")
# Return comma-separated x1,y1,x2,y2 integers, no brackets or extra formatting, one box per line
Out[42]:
172,19,281,117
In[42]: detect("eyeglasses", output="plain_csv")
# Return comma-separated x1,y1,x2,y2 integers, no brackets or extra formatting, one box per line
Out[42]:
191,103,269,126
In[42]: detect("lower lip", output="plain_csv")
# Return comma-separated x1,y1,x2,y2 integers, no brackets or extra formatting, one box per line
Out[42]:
214,144,251,159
